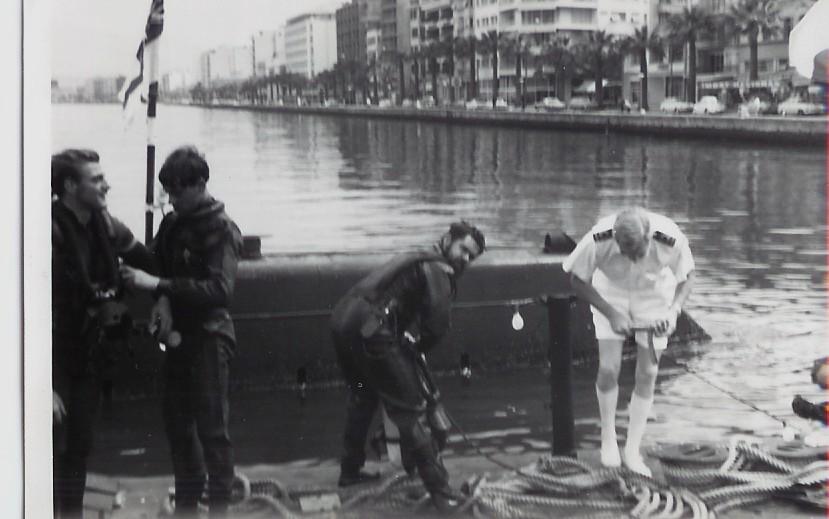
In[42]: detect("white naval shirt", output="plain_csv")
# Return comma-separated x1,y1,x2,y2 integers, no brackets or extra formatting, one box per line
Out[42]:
562,212,695,296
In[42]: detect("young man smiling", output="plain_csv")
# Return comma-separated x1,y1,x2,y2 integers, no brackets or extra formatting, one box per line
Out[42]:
330,221,485,513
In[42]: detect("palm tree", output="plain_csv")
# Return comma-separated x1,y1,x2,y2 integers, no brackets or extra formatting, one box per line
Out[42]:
665,5,718,102
479,30,505,108
540,35,575,101
453,35,478,102
576,30,619,105
383,50,406,104
620,26,665,110
502,33,533,109
725,0,781,80
408,47,425,100
424,42,443,104
369,54,380,104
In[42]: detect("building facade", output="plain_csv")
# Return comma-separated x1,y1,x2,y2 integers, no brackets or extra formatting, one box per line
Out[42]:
199,46,254,87
469,0,646,103
622,0,815,109
253,27,286,77
285,13,338,79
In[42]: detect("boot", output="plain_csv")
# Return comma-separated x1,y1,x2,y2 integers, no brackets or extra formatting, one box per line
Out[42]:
338,469,381,487
596,385,621,467
624,393,653,477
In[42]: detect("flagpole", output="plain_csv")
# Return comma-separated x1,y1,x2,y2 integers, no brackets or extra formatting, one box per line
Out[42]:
145,38,159,245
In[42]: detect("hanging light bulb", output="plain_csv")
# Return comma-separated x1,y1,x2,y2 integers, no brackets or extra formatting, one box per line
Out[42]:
511,306,525,331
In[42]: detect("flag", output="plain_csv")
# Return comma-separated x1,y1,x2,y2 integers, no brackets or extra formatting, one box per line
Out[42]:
119,0,164,110
788,0,829,83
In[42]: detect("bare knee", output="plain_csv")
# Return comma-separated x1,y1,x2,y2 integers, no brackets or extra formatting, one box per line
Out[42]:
634,362,658,394
596,363,620,391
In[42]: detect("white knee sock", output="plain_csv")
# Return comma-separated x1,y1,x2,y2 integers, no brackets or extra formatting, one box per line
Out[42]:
596,385,620,466
624,392,654,477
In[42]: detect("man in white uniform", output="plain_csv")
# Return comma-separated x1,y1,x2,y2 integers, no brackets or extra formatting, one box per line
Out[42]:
563,207,695,476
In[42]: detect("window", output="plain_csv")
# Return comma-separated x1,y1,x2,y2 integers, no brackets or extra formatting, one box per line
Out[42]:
758,59,770,73
778,58,788,70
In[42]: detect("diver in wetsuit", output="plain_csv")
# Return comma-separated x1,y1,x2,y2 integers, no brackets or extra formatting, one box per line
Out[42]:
330,221,485,513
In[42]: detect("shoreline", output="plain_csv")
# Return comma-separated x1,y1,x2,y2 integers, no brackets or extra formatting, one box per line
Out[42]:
178,101,826,146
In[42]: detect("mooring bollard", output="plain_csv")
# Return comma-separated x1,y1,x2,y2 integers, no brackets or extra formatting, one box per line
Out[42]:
545,295,576,457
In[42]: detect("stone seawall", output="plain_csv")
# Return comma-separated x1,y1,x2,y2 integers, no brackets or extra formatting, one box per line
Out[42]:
187,102,827,146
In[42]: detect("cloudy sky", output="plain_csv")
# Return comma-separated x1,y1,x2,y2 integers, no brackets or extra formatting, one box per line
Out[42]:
51,0,347,80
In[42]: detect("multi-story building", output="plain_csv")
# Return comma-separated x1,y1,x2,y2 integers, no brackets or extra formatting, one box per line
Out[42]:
336,0,382,66
284,13,337,79
337,2,364,64
252,27,286,77
199,46,254,87
161,70,194,93
469,0,646,102
623,0,815,109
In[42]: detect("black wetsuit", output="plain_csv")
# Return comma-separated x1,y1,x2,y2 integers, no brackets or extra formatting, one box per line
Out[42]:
330,250,456,498
52,201,153,518
152,197,242,517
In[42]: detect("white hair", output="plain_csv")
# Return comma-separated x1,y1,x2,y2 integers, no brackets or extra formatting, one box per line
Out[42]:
613,207,650,246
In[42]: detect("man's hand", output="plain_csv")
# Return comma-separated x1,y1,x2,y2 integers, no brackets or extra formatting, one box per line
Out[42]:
149,295,174,340
609,310,633,336
653,306,680,337
53,392,66,424
120,265,161,291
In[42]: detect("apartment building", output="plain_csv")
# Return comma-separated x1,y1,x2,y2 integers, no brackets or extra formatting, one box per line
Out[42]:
285,13,337,79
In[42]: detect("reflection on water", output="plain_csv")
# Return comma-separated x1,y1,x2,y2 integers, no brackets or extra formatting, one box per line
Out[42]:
53,104,827,465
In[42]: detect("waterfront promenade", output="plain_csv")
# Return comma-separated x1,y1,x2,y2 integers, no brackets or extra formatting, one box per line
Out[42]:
188,101,827,145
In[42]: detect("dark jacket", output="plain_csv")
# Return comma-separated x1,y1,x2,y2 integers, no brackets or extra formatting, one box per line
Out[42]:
331,250,456,353
153,197,243,349
52,201,153,384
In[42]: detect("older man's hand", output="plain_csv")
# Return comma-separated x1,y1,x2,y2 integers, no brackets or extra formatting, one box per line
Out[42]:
653,306,680,337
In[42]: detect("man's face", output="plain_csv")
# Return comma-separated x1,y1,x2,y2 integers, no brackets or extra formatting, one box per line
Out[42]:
71,162,109,210
616,234,649,262
163,180,204,214
445,234,482,274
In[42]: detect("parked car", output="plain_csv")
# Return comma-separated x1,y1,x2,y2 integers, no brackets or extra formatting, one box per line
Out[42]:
693,96,726,115
536,97,565,111
659,97,693,113
494,98,509,110
568,96,597,110
777,96,826,116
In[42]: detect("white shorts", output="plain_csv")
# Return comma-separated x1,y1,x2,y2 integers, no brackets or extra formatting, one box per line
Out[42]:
591,281,673,350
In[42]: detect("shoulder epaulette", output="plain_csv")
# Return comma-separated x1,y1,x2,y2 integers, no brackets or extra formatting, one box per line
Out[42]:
653,230,676,247
592,229,613,242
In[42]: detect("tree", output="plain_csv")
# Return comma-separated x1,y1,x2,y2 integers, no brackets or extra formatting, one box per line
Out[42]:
369,54,380,104
725,0,781,81
454,35,478,101
479,30,505,108
576,30,619,105
540,35,576,101
665,5,718,102
424,42,443,105
408,46,425,100
382,50,407,104
501,33,532,109
620,26,664,110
